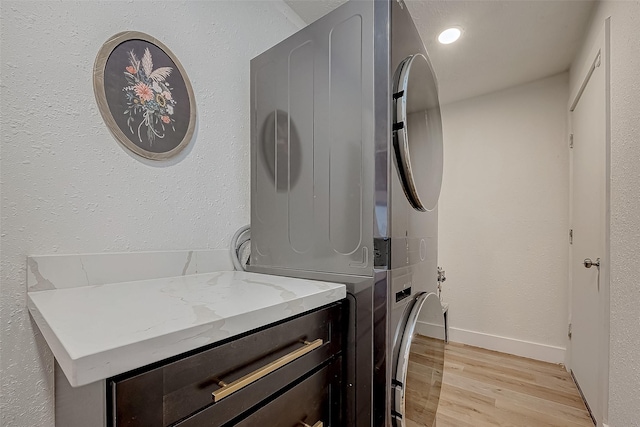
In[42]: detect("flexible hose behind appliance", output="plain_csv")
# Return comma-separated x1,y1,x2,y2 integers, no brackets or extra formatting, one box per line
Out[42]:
230,225,251,271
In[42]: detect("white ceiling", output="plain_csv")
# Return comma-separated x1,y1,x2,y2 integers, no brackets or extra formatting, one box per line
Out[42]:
283,0,595,104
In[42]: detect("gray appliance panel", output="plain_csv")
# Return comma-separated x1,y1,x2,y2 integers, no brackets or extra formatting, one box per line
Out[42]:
249,0,441,280
249,1,443,425
392,292,444,427
388,267,445,427
250,1,376,276
388,0,441,287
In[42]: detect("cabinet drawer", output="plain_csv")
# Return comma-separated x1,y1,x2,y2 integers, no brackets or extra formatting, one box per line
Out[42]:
179,358,342,426
110,303,343,427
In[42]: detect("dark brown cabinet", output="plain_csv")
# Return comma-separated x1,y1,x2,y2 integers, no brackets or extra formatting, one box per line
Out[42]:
230,359,340,427
109,302,344,427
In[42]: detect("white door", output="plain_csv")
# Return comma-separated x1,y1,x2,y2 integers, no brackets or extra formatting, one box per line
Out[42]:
569,27,608,426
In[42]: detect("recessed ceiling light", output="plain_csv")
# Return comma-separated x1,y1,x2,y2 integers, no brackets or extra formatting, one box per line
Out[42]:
438,27,462,45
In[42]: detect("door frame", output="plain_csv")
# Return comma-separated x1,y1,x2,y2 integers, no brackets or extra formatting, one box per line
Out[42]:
567,18,611,427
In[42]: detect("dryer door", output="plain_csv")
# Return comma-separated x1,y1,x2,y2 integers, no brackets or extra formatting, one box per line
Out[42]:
393,292,445,427
392,54,443,212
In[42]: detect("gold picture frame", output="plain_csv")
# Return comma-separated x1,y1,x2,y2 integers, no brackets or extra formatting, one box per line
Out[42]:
93,31,196,160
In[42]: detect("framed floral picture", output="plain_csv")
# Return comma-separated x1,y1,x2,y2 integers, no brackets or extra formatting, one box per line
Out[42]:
94,32,196,160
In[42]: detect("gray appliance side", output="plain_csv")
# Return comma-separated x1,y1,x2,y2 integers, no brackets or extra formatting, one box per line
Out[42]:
372,268,393,427
249,0,377,278
379,265,443,427
373,0,392,244
389,0,441,293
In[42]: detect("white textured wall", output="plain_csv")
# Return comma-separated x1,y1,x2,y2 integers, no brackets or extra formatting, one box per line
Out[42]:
438,73,570,355
0,2,300,425
571,2,640,426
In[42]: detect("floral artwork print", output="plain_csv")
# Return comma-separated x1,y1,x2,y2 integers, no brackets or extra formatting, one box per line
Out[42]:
123,48,177,146
96,32,195,159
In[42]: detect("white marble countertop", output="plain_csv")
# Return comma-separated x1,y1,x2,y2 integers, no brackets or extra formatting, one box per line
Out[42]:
27,271,346,387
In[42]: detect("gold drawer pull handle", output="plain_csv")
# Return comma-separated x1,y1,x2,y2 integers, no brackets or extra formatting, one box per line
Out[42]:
212,339,323,402
299,422,323,427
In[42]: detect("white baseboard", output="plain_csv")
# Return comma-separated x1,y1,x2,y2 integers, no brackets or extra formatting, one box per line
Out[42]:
415,321,566,364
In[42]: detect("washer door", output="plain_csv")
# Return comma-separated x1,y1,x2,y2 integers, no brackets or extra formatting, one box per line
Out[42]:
393,54,443,212
393,292,445,427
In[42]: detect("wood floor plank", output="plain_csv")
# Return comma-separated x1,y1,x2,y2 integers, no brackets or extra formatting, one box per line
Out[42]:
434,411,477,427
443,341,569,376
497,396,594,427
438,383,496,414
450,346,582,395
446,355,587,409
442,351,538,383
405,336,594,427
494,398,594,427
444,371,593,425
533,370,584,393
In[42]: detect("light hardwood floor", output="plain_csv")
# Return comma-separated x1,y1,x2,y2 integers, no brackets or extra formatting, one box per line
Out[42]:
408,335,595,427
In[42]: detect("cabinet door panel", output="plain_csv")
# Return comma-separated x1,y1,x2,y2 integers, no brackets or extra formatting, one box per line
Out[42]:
235,359,342,427
111,303,344,427
178,359,342,427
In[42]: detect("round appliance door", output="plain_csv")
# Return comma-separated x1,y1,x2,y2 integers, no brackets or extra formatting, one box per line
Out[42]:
393,54,443,212
393,292,445,427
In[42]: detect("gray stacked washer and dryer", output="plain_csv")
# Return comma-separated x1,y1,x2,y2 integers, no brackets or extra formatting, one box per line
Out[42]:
248,1,445,425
